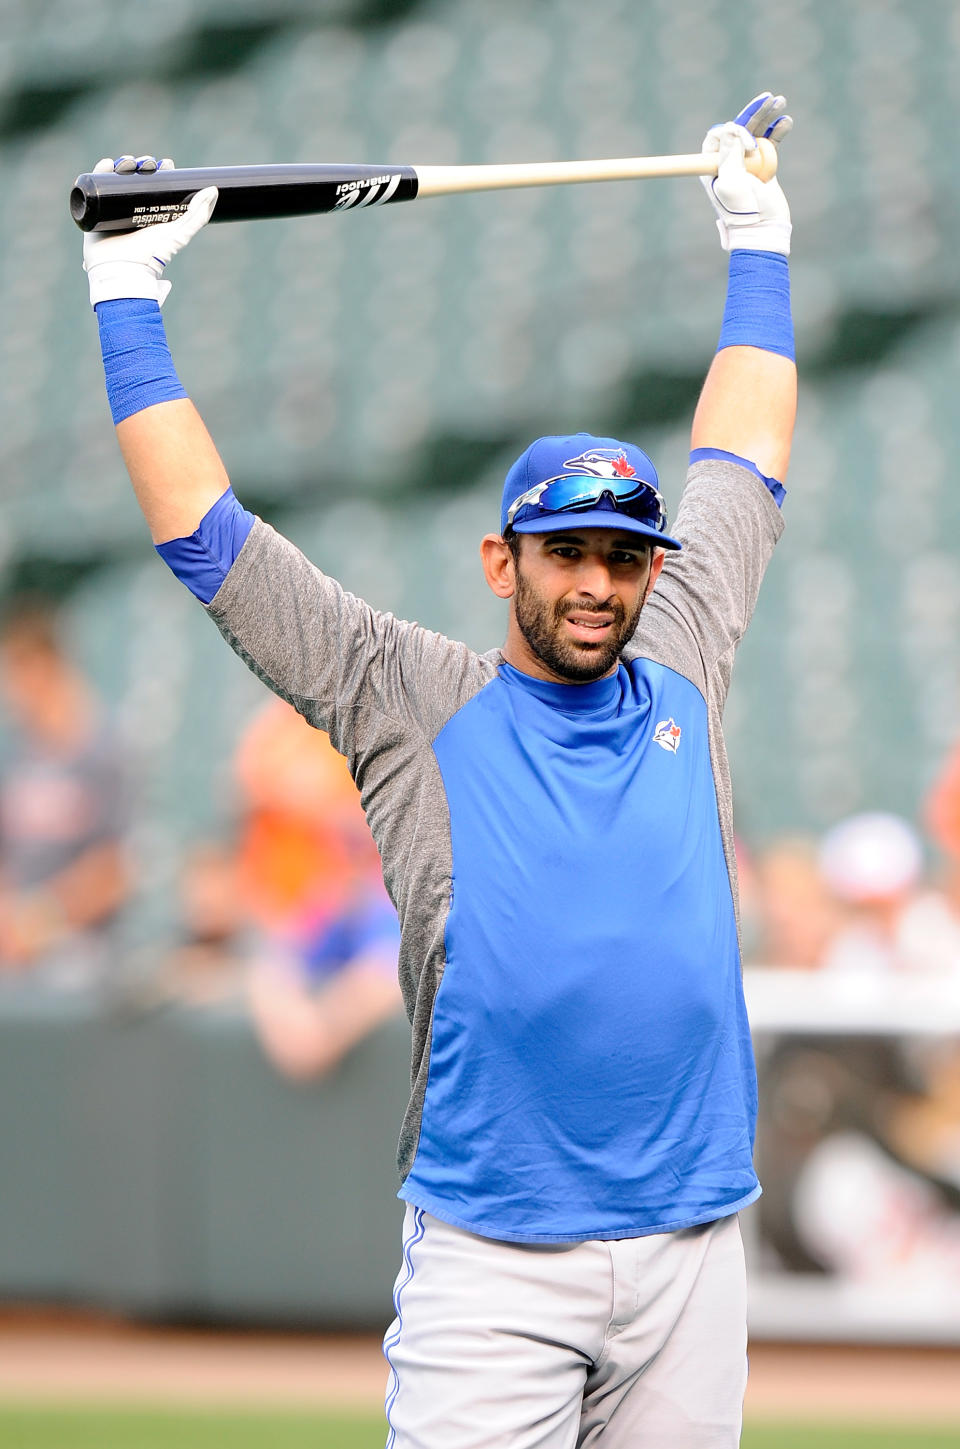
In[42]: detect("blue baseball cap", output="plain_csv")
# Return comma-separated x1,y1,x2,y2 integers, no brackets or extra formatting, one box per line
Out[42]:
499,432,681,550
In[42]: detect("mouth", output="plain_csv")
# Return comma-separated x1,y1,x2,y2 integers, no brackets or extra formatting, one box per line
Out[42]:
563,614,615,645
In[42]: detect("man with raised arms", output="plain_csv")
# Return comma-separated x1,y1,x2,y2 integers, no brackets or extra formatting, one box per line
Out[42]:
82,92,796,1448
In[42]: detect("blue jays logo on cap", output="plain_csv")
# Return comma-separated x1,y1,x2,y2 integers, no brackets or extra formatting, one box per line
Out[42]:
563,447,639,481
500,432,682,550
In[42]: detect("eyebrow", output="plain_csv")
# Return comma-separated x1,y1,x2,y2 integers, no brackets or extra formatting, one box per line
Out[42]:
543,533,644,550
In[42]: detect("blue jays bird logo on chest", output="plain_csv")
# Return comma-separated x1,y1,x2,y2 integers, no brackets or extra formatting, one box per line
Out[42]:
653,717,682,753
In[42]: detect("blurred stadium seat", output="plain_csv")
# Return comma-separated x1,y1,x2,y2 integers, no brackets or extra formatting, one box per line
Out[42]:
0,0,958,849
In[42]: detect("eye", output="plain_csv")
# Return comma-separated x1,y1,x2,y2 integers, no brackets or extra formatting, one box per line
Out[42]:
609,551,641,566
549,545,580,559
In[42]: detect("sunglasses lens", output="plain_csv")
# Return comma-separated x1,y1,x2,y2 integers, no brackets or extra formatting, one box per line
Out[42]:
534,477,664,530
617,493,664,528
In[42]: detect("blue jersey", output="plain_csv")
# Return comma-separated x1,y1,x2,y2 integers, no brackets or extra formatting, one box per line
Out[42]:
204,456,782,1242
403,658,757,1240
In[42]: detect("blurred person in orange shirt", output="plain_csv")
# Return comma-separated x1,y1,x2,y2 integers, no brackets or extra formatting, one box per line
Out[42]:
236,699,402,1079
0,600,132,988
925,734,960,912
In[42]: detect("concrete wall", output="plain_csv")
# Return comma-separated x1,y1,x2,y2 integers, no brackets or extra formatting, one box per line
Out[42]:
0,993,409,1327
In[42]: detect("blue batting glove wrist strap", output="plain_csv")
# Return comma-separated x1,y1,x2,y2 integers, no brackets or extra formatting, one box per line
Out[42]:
717,251,794,361
96,297,188,425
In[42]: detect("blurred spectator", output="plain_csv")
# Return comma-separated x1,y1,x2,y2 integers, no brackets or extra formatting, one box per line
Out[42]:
754,1035,920,1275
234,700,402,1080
817,811,960,976
793,1124,960,1288
924,733,960,914
886,1041,960,1191
752,810,960,1285
0,599,132,988
162,839,247,1005
750,834,841,969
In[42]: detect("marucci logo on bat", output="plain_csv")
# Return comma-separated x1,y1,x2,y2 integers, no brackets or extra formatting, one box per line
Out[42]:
334,174,394,193
333,173,405,210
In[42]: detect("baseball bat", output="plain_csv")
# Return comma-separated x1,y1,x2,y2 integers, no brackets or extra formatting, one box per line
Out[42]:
70,140,777,232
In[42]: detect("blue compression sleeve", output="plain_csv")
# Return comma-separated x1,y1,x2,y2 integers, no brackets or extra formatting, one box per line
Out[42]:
155,487,255,604
717,251,794,361
96,298,187,425
689,446,785,508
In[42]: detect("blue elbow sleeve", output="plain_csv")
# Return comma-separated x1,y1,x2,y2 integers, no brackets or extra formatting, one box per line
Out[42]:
689,446,786,508
155,487,255,603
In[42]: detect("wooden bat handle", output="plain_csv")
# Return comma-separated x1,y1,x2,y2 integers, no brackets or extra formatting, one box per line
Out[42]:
415,138,778,197
746,137,779,183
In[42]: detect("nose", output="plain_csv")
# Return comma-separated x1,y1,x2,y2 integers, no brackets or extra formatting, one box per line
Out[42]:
575,558,614,601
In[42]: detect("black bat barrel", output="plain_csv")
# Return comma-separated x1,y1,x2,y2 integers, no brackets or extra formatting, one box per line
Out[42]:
70,163,420,232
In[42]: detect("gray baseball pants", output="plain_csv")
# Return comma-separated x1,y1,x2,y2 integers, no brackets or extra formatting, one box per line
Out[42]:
383,1205,748,1447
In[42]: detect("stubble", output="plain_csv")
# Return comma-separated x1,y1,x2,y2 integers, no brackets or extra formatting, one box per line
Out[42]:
513,567,646,683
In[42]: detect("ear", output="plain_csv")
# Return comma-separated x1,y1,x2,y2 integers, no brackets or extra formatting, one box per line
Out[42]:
645,548,666,601
480,533,516,599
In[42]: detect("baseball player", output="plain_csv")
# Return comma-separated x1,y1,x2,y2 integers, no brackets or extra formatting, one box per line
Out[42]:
81,91,796,1447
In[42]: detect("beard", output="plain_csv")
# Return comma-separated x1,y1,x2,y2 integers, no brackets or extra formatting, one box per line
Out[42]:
513,567,646,683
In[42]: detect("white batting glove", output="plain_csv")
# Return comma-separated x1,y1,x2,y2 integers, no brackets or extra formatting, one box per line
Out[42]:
82,155,218,308
700,92,793,255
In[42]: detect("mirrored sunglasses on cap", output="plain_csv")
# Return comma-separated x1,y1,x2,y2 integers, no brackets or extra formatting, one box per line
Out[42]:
506,471,669,533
